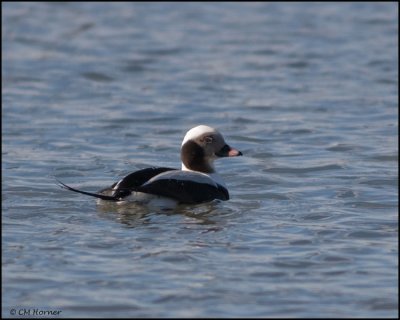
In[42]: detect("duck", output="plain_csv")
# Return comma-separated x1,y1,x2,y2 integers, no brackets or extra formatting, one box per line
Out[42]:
57,125,242,205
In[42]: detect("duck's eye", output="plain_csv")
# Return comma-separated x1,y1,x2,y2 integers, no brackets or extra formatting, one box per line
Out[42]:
204,136,213,144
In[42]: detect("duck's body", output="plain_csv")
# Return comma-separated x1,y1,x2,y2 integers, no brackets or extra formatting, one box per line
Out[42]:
58,125,242,205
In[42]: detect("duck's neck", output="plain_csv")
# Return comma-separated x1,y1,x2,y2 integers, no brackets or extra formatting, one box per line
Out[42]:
181,162,215,173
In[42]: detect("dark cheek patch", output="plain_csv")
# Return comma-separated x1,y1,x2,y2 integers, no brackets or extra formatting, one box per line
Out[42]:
181,140,204,164
181,140,213,173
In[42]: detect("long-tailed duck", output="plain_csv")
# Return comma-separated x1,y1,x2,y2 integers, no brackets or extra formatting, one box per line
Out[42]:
57,125,242,205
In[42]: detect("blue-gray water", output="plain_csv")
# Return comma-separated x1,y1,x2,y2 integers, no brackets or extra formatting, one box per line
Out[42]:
2,2,398,318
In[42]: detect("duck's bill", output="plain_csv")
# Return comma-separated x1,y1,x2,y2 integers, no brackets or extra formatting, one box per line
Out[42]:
216,144,243,157
228,147,242,157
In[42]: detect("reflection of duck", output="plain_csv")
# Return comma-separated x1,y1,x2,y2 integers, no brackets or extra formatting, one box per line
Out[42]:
97,201,223,229
58,125,242,206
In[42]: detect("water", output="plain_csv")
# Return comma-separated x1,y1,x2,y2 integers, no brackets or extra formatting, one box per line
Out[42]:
2,2,398,318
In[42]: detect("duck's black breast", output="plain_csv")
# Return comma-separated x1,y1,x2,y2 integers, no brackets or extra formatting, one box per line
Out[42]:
136,170,229,204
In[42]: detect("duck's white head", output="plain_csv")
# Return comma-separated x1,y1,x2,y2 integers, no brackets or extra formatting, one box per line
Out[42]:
181,125,242,173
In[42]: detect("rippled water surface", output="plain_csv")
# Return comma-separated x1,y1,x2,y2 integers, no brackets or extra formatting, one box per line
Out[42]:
2,2,398,318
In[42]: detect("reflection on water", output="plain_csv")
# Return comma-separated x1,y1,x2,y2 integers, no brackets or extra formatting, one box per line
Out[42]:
96,201,223,229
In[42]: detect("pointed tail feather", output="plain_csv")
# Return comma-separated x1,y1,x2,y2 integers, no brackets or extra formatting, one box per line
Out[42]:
56,178,119,201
